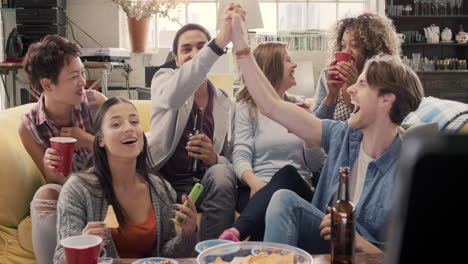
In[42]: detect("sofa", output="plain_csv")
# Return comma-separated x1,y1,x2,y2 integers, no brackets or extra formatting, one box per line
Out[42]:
1,98,467,264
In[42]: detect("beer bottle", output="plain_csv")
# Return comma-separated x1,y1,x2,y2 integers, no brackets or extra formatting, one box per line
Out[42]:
331,166,355,264
188,108,204,172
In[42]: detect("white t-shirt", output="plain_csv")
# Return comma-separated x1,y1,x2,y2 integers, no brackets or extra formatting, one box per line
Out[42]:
350,143,375,205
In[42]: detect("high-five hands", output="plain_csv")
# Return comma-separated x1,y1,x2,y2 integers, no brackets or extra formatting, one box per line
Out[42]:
216,3,246,49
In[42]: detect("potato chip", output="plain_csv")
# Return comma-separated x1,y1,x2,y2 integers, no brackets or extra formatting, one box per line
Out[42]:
208,252,295,264
103,205,119,228
209,257,230,264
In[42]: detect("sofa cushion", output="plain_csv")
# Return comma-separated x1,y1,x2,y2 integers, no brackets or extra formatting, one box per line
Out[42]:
17,217,33,254
403,97,468,134
402,122,439,140
0,105,44,228
0,225,36,264
131,100,151,132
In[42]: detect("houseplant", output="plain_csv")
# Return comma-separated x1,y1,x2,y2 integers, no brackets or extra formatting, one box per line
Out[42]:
113,0,187,52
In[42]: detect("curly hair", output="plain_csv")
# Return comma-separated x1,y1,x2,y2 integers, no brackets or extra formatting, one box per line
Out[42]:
330,13,400,60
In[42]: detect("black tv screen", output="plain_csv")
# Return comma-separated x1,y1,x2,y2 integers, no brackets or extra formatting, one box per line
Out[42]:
384,135,468,264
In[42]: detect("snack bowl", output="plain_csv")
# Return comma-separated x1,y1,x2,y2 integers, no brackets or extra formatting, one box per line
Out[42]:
196,242,313,264
131,257,178,264
195,239,234,253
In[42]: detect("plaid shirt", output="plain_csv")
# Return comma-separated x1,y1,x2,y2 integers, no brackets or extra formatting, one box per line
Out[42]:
21,90,99,172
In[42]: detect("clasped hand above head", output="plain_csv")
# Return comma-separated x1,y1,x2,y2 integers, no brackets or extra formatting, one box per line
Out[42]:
216,3,248,50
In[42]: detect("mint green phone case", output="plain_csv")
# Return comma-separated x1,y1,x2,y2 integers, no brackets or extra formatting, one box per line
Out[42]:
175,183,204,223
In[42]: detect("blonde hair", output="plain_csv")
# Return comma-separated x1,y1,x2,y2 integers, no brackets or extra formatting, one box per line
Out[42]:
364,54,424,125
330,13,401,61
236,42,293,123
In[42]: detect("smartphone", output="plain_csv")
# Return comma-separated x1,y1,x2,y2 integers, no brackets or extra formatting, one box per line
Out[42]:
175,183,204,223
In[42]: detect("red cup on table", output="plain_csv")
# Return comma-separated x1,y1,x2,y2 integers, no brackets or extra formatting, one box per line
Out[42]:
330,51,354,82
61,235,104,264
50,136,77,175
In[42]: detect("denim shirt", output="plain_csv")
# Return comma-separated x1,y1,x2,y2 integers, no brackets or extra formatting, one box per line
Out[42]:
312,120,401,248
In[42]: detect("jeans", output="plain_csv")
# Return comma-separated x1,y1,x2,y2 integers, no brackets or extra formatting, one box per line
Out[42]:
31,184,62,264
264,189,330,254
233,165,314,241
169,164,237,240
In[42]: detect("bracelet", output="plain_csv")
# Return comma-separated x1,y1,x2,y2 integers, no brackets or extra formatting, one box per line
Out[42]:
234,47,251,59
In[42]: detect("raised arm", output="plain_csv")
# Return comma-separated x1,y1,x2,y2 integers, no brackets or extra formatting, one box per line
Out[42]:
151,4,236,110
230,15,322,148
313,70,337,119
151,46,222,110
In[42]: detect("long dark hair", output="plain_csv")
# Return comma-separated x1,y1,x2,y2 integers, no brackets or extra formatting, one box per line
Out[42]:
87,97,173,227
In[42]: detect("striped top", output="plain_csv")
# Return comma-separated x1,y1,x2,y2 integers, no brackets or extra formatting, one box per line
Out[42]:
21,89,99,172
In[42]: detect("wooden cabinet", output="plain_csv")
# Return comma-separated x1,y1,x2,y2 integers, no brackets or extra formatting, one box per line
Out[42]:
386,0,468,103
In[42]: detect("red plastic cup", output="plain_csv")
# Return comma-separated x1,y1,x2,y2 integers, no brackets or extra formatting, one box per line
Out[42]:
50,137,77,175
61,235,103,264
331,52,354,81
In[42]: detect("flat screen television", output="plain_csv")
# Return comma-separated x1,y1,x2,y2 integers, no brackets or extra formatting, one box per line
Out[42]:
384,135,468,264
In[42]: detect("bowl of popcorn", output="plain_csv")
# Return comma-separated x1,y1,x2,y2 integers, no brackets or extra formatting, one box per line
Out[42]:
196,242,313,264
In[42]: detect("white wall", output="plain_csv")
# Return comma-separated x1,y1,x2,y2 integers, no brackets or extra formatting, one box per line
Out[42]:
66,0,120,48
64,0,327,97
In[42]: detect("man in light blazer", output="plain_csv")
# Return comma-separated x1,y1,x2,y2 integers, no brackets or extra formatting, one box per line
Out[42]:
149,7,241,240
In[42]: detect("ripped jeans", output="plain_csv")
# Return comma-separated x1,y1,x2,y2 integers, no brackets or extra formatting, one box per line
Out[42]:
31,184,62,264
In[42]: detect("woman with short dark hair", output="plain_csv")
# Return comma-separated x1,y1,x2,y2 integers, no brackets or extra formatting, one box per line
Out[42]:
18,35,107,264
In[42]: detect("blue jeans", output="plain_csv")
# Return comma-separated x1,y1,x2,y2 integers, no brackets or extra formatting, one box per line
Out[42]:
233,165,314,241
264,189,330,254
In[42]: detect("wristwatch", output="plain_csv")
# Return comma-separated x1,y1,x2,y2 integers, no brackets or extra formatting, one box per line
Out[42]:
208,39,227,56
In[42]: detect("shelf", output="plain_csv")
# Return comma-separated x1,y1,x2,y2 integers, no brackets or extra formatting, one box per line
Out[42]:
416,70,468,74
390,15,468,18
403,43,468,46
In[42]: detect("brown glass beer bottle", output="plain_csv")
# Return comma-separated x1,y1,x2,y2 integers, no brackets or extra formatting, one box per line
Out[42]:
331,166,355,264
188,108,204,172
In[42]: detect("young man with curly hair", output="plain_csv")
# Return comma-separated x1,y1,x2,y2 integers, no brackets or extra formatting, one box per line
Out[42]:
313,13,401,121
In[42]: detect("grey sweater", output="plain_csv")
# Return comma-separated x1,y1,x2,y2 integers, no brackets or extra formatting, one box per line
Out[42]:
53,173,198,263
233,101,324,186
149,44,235,170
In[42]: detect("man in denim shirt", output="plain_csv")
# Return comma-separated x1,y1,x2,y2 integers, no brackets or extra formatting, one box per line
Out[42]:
255,55,424,254
230,10,423,252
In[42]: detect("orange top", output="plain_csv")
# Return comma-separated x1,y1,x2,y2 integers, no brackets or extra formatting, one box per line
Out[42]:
112,205,157,258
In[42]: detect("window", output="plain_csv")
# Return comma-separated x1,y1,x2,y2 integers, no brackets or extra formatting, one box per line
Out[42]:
141,0,370,50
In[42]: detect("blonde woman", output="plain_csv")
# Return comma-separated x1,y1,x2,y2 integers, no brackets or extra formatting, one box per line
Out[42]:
313,13,401,121
219,42,324,242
